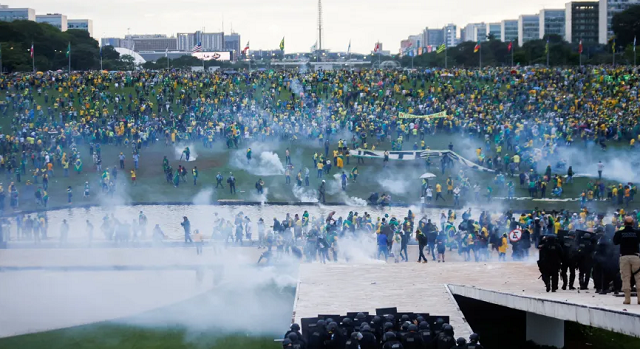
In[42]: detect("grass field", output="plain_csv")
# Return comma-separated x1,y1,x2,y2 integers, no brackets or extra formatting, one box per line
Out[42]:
0,281,294,349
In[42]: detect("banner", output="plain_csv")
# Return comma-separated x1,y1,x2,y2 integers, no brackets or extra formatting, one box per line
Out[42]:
398,111,447,119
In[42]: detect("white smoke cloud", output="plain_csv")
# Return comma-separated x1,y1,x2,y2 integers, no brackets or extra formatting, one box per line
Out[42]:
173,144,198,162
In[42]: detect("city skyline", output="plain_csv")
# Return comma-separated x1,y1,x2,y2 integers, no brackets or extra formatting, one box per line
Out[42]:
3,0,576,53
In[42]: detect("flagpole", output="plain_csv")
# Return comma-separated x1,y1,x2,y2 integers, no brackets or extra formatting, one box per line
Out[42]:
68,42,71,73
511,45,514,67
31,42,35,73
634,36,637,66
479,43,482,69
445,46,448,69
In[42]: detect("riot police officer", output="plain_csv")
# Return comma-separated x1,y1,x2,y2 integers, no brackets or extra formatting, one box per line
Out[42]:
538,235,563,292
400,324,423,349
308,320,329,349
359,325,377,349
577,231,596,290
344,332,362,349
436,324,456,349
466,333,485,349
382,332,404,349
418,321,434,348
560,231,578,290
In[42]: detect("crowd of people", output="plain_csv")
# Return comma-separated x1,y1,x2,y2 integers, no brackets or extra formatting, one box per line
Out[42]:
0,67,638,209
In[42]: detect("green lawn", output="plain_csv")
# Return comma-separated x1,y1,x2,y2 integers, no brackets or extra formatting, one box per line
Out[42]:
0,282,294,349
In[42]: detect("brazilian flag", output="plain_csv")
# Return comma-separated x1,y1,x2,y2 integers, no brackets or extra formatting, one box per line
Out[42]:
279,37,285,51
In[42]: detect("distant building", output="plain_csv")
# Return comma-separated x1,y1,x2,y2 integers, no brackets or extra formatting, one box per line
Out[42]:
0,4,35,22
444,24,457,47
539,9,566,39
67,19,93,37
123,34,177,52
421,28,444,47
518,14,540,46
177,31,224,51
36,13,68,31
224,32,241,58
598,0,637,44
101,38,122,47
565,1,599,44
463,23,487,42
485,22,502,40
501,19,518,43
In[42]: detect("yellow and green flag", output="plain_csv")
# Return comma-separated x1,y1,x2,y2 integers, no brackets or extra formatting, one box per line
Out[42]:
279,37,285,51
436,44,446,54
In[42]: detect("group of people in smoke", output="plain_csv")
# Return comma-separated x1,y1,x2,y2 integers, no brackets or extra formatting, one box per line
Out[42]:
0,67,639,209
281,315,483,349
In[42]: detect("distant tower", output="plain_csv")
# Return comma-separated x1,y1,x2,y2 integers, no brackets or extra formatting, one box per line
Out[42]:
318,0,323,51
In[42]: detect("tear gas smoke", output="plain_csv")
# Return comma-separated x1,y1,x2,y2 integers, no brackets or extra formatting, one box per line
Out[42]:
231,150,285,176
173,143,198,162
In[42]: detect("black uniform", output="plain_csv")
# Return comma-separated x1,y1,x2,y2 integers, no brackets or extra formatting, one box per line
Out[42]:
400,326,424,349
344,332,361,349
538,235,563,292
560,232,578,290
436,325,456,349
308,321,329,349
359,326,378,349
418,321,434,348
577,231,596,290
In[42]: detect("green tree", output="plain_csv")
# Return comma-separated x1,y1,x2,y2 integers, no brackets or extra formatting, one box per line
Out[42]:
612,5,640,47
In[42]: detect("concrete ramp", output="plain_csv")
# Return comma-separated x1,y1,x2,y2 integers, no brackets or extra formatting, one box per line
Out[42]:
448,284,640,339
294,263,473,339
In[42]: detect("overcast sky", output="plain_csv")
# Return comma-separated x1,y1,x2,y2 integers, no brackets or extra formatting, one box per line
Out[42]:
5,0,573,53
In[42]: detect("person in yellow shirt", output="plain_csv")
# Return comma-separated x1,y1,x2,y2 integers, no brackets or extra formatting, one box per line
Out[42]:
130,170,137,185
317,161,324,178
499,233,508,261
435,183,445,202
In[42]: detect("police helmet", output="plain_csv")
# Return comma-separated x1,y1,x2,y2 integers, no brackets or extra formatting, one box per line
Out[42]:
457,337,467,345
470,333,480,342
327,322,338,332
290,323,300,332
408,324,418,332
383,332,396,341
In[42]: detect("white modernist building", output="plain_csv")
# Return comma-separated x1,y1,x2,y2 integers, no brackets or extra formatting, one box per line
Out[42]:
501,19,519,43
518,14,540,46
539,9,566,39
68,19,94,37
598,0,640,44
36,13,68,31
0,5,35,22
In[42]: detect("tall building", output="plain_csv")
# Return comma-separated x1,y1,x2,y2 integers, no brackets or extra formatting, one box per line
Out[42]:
444,24,457,47
501,20,518,43
486,22,502,40
463,23,487,42
421,28,444,47
224,32,241,57
598,0,639,44
518,14,540,46
177,31,224,52
539,9,566,39
120,34,177,52
67,19,93,37
0,4,35,21
36,13,68,31
565,1,599,44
